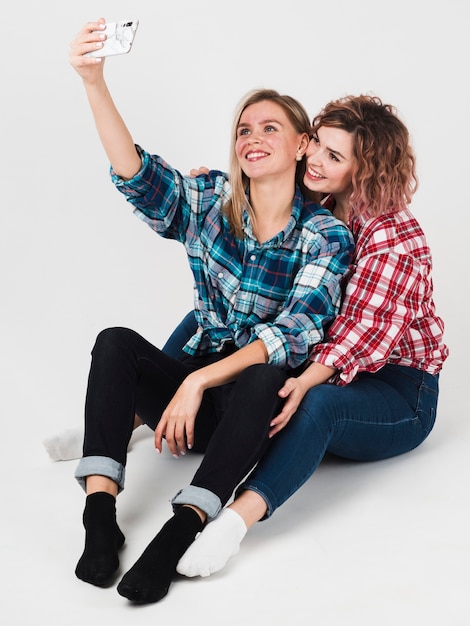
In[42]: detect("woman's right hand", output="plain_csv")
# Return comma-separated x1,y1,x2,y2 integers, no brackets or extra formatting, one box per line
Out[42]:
69,18,141,179
268,376,311,437
69,18,107,82
154,373,206,457
269,361,337,437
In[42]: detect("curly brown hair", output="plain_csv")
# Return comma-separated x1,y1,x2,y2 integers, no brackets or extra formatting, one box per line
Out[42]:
312,95,418,217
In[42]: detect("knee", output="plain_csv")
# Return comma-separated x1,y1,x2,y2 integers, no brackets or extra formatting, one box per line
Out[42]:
92,327,137,359
297,385,336,423
237,364,285,395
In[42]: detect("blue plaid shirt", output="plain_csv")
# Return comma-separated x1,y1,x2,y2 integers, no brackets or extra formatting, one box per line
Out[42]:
112,148,354,370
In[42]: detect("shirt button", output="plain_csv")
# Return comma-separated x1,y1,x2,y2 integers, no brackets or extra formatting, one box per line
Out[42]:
250,254,256,261
218,272,224,278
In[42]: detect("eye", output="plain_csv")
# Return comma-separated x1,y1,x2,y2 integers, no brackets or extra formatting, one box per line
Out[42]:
238,128,250,137
329,152,340,163
264,125,276,133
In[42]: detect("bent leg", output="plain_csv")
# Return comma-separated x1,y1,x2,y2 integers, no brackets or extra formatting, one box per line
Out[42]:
44,312,196,462
172,364,287,518
76,326,189,489
175,364,286,578
74,327,190,587
125,364,286,595
177,366,439,578
114,356,287,603
241,365,439,518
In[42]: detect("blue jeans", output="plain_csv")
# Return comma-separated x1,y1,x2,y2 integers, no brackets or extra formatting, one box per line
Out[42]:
162,310,199,359
238,364,439,519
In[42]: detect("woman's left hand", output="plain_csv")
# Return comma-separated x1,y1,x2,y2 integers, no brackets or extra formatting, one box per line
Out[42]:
154,375,204,457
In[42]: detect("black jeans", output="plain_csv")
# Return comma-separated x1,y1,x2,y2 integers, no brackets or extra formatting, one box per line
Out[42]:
82,327,286,506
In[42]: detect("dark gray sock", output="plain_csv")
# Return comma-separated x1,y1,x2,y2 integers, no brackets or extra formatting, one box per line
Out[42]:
117,507,203,604
75,492,125,587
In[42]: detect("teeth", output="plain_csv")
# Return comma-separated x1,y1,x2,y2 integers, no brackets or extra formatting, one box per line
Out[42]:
247,151,267,159
308,168,324,179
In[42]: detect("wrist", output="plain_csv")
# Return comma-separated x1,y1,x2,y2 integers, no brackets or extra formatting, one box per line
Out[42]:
183,370,208,393
83,74,108,95
301,362,336,388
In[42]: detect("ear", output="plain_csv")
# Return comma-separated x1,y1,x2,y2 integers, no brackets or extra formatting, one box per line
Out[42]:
296,133,310,159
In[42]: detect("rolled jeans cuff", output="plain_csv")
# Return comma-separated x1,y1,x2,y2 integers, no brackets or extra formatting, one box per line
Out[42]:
171,485,222,521
74,455,126,493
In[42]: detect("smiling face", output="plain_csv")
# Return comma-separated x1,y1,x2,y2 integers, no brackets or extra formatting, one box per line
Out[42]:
235,100,307,182
303,126,356,200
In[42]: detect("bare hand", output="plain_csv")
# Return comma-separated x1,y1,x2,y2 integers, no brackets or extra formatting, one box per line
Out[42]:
69,18,108,79
268,376,310,437
154,375,204,457
188,166,210,177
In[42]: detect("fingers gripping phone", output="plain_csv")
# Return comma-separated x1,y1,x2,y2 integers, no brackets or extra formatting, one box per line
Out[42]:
86,20,139,58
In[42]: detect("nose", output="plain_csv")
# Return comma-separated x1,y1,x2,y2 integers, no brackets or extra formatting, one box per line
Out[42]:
248,132,262,144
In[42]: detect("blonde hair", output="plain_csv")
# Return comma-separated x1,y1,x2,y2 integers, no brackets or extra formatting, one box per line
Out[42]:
224,89,315,238
312,94,418,217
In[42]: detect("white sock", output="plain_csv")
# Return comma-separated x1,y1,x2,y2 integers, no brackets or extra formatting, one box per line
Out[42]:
176,508,247,577
42,427,83,461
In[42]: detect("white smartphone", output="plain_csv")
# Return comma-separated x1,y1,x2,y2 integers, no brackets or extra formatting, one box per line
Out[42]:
86,20,139,58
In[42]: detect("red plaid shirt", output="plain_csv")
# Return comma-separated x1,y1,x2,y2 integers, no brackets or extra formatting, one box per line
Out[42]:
310,201,448,385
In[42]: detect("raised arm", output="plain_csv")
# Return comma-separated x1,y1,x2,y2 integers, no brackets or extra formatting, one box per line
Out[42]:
69,18,141,179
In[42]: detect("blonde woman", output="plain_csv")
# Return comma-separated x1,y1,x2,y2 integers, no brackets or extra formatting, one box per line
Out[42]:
69,19,353,604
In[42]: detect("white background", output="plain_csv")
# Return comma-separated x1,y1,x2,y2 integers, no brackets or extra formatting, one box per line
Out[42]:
1,1,468,624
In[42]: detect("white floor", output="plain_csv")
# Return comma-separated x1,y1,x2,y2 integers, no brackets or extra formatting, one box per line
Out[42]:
2,2,468,623
3,366,468,626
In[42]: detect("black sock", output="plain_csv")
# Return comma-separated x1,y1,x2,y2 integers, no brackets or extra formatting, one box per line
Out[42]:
117,507,203,604
75,492,125,587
